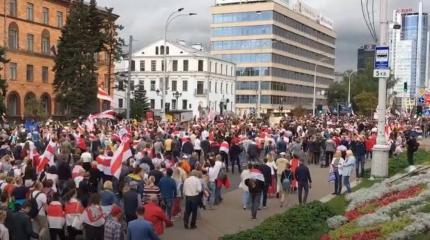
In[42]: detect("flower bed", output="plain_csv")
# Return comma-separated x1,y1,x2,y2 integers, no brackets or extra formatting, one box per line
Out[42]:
322,170,430,240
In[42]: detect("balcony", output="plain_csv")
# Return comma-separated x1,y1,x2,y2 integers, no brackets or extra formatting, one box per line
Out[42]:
194,89,208,97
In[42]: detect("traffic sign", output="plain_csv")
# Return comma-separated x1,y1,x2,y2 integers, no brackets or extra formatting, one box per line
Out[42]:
373,69,390,78
375,46,390,69
419,96,425,104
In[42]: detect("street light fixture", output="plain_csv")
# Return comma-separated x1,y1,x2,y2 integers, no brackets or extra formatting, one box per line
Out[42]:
347,70,357,107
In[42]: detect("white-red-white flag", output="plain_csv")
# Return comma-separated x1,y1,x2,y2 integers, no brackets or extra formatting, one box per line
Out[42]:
96,154,112,175
37,141,57,173
97,87,113,102
92,110,116,120
110,136,132,179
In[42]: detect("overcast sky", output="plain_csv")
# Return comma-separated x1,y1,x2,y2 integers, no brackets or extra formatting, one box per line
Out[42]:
98,0,429,72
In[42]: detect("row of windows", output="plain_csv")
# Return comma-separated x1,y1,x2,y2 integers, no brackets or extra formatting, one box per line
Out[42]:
273,25,335,55
235,67,333,86
273,41,334,64
131,59,234,76
213,11,273,24
8,62,49,83
8,23,52,55
272,53,334,75
273,12,335,45
155,46,170,55
235,95,314,105
9,0,64,28
236,81,324,94
212,25,272,37
216,53,272,63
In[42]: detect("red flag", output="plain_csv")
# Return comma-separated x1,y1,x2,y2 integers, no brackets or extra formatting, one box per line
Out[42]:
96,155,112,175
37,141,57,173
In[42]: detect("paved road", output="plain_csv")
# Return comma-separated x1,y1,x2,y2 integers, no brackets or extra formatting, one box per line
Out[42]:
162,163,337,240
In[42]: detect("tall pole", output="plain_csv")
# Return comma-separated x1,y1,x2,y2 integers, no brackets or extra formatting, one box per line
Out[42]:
371,0,390,178
313,63,317,117
348,71,356,107
126,35,133,119
257,64,262,118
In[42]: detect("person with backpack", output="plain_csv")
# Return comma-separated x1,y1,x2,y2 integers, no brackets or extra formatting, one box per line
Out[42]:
280,163,293,208
29,181,48,239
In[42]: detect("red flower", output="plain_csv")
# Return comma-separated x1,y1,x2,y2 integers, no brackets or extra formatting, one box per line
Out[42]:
351,229,381,240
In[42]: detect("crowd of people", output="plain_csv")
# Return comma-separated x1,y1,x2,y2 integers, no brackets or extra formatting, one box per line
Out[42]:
0,113,422,240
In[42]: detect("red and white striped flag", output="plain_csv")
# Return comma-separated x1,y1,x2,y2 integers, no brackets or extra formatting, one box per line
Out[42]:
110,136,132,179
92,110,116,120
37,141,57,173
97,87,113,102
96,155,112,176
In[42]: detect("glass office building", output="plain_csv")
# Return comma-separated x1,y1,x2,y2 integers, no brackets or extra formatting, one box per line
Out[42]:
211,0,336,115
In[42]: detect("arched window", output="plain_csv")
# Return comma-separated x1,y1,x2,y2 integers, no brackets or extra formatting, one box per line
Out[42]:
7,92,20,116
24,92,36,116
8,23,19,49
41,30,50,54
40,93,51,115
160,46,164,55
166,46,169,55
155,47,159,55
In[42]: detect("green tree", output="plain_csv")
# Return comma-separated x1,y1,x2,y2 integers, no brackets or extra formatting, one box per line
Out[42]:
130,82,150,119
291,106,307,117
0,47,9,115
354,91,377,116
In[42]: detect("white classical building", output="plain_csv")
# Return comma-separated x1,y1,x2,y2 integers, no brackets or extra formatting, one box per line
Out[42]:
114,40,236,119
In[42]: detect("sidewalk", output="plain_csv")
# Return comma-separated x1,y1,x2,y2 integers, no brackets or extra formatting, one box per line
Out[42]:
162,164,336,240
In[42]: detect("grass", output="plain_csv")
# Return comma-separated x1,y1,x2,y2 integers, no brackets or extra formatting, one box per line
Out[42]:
389,150,430,176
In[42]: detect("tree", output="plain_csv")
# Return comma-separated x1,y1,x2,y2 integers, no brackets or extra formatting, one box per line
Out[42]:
130,82,150,119
24,97,47,119
0,47,9,115
353,91,377,116
327,82,348,106
291,106,307,117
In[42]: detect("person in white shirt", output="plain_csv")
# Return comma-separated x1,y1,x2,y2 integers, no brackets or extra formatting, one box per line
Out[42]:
239,163,252,209
31,181,48,239
207,157,222,209
183,170,202,229
194,138,202,161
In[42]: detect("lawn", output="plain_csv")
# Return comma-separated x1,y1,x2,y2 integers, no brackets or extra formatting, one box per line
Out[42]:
221,150,430,240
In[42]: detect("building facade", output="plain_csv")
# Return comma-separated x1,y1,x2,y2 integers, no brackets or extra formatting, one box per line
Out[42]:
0,0,115,118
390,2,429,108
210,0,336,115
113,40,236,118
357,44,376,72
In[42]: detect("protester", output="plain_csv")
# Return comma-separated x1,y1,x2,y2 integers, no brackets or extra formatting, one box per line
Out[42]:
183,170,202,229
104,205,123,240
82,193,105,240
280,163,293,207
295,157,312,205
245,164,264,219
342,150,356,193
127,206,160,240
144,195,172,236
159,168,177,220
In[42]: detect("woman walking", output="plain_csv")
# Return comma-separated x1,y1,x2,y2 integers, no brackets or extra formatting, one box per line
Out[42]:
342,150,356,194
330,151,344,195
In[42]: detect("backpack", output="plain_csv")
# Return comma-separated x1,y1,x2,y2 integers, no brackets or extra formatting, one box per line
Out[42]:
28,191,42,218
217,166,227,180
282,171,292,191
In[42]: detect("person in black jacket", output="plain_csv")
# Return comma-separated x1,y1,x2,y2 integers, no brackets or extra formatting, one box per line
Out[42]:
295,158,312,205
10,202,39,240
123,181,140,223
244,165,265,220
229,141,242,174
259,160,272,208
406,134,419,166
182,139,194,156
200,138,210,161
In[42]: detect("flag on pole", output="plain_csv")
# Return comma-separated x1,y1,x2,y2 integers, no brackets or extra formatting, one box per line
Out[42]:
97,87,113,102
96,155,112,175
37,141,57,173
110,136,132,179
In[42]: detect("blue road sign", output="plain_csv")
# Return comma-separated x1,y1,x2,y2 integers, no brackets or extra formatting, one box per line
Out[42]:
419,97,425,104
375,46,390,69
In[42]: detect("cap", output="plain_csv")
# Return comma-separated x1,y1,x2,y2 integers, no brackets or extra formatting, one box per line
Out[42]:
280,152,286,156
81,152,92,163
111,205,122,217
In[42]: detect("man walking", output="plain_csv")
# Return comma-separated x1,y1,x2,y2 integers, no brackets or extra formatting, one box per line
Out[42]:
127,206,159,240
295,157,312,205
275,152,288,198
159,168,177,220
183,170,202,229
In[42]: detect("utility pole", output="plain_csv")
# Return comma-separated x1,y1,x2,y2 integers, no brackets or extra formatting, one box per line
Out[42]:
371,0,390,178
126,35,133,119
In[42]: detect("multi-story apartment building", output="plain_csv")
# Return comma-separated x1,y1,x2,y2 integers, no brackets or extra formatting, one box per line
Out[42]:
211,0,336,115
0,0,115,118
113,40,236,119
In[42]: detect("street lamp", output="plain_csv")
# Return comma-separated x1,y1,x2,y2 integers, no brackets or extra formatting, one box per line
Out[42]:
347,70,357,107
162,9,197,120
313,57,330,117
173,91,182,110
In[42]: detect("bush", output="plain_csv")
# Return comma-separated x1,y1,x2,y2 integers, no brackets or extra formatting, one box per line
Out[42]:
221,201,334,240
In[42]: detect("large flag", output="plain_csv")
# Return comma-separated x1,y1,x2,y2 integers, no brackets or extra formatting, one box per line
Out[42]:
110,136,132,179
92,110,116,120
96,155,112,175
97,87,113,102
37,141,57,173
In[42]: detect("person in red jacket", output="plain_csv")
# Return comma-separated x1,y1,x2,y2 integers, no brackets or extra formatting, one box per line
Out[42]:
144,195,172,235
365,134,376,160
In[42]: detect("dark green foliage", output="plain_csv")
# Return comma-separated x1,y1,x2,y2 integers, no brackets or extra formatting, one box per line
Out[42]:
130,82,150,119
221,202,334,240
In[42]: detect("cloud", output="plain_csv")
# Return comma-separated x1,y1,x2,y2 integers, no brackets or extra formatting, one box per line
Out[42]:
98,0,429,72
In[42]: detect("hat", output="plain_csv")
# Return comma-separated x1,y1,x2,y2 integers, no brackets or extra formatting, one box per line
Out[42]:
81,152,92,163
280,152,286,156
111,205,122,217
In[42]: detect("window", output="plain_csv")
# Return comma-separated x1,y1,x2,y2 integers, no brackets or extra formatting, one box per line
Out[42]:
221,83,223,94
166,46,169,55
42,31,50,54
209,81,212,92
42,66,49,83
215,82,218,93
172,80,177,91
56,11,63,28
150,99,155,109
139,61,145,71
215,63,218,74
9,63,17,80
130,60,136,71
172,99,177,110
118,80,124,91
197,81,204,95
150,80,156,91
8,24,18,49
161,60,164,71
104,74,110,90
26,65,34,82
155,47,159,55
9,0,17,17
172,60,178,71
182,80,188,92
151,60,156,71
27,3,34,21
182,100,187,110
160,46,164,55
130,81,135,91
226,83,228,94
118,99,123,108
27,34,34,52
183,60,189,71
221,64,223,74
43,8,49,25
198,60,204,71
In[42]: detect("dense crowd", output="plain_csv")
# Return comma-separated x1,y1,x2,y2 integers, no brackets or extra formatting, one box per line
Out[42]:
0,114,422,240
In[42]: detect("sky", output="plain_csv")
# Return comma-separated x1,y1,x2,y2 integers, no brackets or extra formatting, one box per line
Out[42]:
98,0,429,72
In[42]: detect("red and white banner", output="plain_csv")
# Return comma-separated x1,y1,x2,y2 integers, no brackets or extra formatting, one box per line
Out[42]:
110,136,132,179
97,87,112,102
91,110,116,120
37,140,57,173
96,155,112,175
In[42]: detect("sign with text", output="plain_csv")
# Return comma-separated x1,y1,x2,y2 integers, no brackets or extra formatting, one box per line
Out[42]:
375,46,390,70
373,69,390,78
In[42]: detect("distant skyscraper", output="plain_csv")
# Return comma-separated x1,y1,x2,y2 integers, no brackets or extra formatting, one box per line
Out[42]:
357,44,376,72
390,1,429,105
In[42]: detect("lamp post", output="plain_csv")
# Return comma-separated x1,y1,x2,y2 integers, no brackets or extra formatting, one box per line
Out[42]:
347,70,357,107
313,57,330,117
162,9,197,120
173,91,182,110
